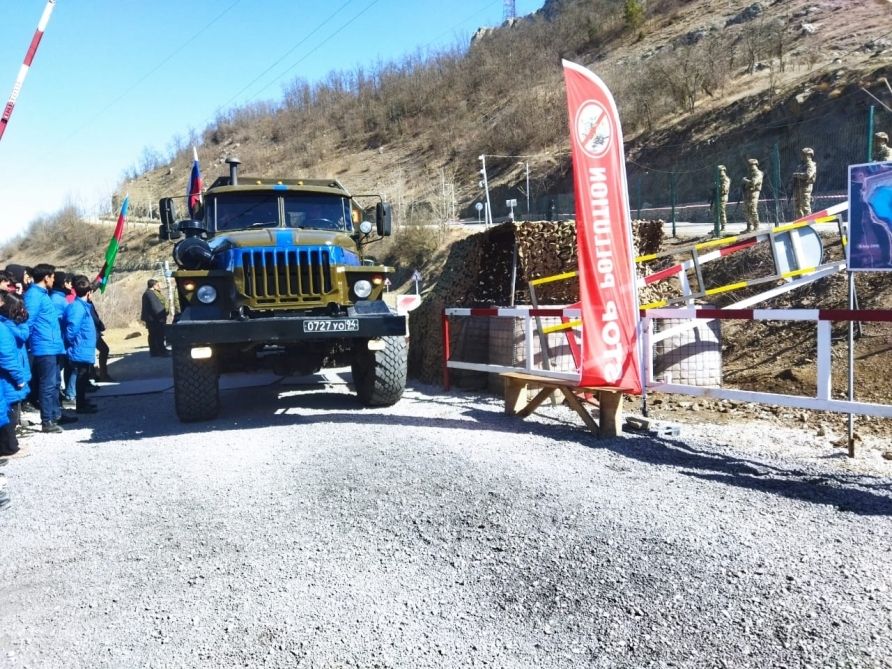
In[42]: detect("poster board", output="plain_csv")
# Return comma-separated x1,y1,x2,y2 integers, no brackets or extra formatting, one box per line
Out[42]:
848,161,892,271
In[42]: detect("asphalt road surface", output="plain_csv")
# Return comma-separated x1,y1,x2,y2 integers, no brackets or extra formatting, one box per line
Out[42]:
1,375,891,668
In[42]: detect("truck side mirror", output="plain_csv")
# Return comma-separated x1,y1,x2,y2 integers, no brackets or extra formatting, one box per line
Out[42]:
376,202,392,237
158,198,182,241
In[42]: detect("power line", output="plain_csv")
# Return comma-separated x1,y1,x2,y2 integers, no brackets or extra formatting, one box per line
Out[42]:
242,0,383,106
425,0,501,49
239,0,512,110
214,0,356,113
48,0,243,151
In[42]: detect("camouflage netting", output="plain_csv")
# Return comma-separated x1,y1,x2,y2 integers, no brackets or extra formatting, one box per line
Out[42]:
409,219,664,383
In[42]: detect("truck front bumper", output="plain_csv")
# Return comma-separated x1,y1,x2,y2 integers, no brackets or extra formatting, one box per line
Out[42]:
166,312,407,347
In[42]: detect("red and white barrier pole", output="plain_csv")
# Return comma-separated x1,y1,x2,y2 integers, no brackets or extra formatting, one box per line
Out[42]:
0,0,56,143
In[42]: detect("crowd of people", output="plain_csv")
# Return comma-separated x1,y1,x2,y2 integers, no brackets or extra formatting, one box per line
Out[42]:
0,263,113,507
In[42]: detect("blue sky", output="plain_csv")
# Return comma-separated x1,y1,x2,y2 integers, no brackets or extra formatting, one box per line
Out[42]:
0,0,542,242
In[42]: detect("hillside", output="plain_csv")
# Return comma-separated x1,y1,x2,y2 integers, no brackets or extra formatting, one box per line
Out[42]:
114,0,892,223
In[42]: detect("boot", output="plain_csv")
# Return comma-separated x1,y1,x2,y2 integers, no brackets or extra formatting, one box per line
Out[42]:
98,361,114,382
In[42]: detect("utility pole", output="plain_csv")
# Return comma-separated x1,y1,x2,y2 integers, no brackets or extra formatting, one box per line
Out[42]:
503,0,516,22
479,155,493,226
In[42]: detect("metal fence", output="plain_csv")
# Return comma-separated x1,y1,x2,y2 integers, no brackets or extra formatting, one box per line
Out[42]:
481,102,892,226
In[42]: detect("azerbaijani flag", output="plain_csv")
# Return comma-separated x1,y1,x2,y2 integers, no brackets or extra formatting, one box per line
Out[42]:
95,195,128,294
187,146,202,218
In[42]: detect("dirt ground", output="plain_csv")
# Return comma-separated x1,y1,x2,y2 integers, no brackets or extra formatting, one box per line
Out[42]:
102,326,172,381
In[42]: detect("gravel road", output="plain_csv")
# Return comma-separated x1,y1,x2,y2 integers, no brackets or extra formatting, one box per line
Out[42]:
1,375,891,668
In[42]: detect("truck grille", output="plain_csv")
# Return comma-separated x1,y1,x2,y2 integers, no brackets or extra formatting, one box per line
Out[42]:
242,248,333,303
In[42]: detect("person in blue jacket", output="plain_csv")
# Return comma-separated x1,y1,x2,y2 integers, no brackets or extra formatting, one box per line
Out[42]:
0,293,28,456
51,271,76,403
64,276,98,414
0,293,31,437
24,263,75,433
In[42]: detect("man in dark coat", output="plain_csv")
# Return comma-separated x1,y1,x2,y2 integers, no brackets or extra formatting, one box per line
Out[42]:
141,279,169,357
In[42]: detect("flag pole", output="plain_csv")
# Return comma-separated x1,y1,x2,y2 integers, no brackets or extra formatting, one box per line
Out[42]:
95,194,129,293
0,0,57,144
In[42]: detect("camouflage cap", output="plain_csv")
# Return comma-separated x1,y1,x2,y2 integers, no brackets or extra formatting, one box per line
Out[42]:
747,158,759,165
801,147,814,156
877,132,889,142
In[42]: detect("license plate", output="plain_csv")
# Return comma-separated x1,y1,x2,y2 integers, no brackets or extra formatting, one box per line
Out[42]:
302,318,360,333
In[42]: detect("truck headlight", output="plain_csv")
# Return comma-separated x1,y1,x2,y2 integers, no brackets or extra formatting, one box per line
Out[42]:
196,285,217,304
353,280,372,298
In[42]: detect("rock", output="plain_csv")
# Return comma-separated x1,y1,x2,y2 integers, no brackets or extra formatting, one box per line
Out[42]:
124,331,142,340
725,3,763,27
793,5,819,18
883,451,892,461
674,28,710,47
800,22,819,35
863,38,891,53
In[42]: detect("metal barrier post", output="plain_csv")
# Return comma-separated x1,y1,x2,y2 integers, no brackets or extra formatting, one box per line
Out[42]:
528,284,552,372
442,309,451,391
670,172,677,238
772,143,782,225
816,320,832,401
640,315,651,417
524,310,534,373
867,105,875,162
847,272,856,457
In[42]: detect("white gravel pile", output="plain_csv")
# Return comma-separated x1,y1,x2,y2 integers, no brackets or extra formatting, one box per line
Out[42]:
1,379,890,668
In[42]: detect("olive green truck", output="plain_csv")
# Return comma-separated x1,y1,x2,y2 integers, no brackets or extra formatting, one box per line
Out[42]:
158,158,408,422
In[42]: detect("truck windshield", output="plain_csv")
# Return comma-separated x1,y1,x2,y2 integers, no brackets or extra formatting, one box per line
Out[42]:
213,194,280,231
283,195,350,232
210,193,352,232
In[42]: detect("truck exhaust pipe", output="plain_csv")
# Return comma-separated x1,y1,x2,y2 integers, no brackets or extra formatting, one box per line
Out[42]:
226,157,241,186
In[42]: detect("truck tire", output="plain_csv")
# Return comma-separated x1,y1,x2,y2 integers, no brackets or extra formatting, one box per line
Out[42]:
352,336,407,407
172,347,220,422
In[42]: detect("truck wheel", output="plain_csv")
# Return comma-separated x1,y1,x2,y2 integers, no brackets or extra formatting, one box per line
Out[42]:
352,336,407,407
173,347,220,422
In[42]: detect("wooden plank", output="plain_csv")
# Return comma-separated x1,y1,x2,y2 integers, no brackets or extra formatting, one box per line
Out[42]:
500,371,622,394
596,390,624,438
558,387,601,435
516,387,554,419
503,375,527,416
499,371,625,438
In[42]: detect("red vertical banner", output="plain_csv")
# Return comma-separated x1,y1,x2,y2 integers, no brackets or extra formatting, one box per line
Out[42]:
562,60,641,393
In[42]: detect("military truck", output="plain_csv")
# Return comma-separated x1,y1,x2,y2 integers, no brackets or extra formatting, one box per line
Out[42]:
157,158,408,422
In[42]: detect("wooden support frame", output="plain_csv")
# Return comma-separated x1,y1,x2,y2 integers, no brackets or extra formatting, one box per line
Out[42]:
501,371,624,438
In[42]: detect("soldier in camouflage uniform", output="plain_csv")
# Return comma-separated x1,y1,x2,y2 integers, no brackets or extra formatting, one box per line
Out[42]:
717,165,731,231
742,158,763,232
792,147,817,219
874,132,892,163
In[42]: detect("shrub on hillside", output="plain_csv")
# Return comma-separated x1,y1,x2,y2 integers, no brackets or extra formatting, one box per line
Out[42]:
3,206,105,259
386,225,444,271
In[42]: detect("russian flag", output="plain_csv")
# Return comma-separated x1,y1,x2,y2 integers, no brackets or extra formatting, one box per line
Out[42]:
187,146,203,218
